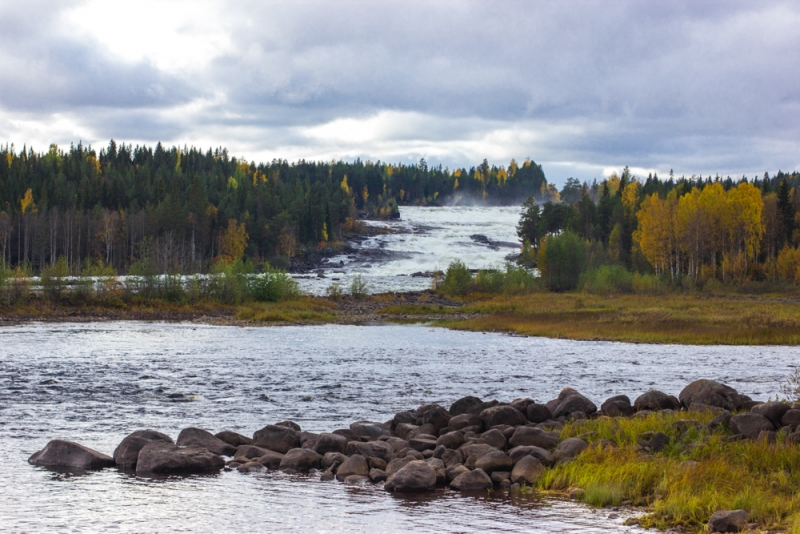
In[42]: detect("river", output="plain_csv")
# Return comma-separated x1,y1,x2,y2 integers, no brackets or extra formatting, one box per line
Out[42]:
1,321,796,533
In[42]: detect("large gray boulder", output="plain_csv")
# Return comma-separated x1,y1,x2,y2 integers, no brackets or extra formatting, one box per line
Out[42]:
350,421,386,440
782,409,800,428
508,445,554,466
234,445,269,460
135,442,224,475
421,405,452,431
314,433,348,455
449,468,493,491
480,405,527,428
257,450,285,469
708,509,748,532
750,402,791,428
449,395,483,416
214,430,252,447
384,460,437,492
253,424,301,454
448,413,483,431
633,390,680,412
279,448,322,472
555,437,588,459
113,430,173,468
346,440,394,462
552,388,597,418
29,440,115,471
526,403,554,423
510,455,545,484
600,395,634,417
335,454,369,481
679,380,746,411
508,427,559,449
729,413,774,438
474,450,512,474
458,442,497,460
436,431,465,449
177,428,236,456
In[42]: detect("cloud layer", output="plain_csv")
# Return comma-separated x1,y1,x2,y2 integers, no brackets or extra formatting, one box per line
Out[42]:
1,0,799,183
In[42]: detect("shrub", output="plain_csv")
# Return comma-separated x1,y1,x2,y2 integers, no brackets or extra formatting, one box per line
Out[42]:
579,265,634,295
207,259,254,304
40,256,71,301
349,274,368,299
251,265,300,302
538,231,586,291
325,282,344,301
441,260,473,296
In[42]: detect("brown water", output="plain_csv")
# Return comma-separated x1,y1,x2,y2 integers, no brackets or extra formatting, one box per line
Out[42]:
2,322,795,532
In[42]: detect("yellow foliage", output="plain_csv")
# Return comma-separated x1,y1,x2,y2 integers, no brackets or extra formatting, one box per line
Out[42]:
453,178,459,190
496,166,508,185
777,246,800,283
361,185,369,204
453,168,462,178
6,153,13,168
218,219,248,263
509,159,518,177
321,223,328,242
340,175,351,195
19,188,36,215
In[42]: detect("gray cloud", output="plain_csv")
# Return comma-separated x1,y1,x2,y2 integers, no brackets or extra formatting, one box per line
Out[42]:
0,0,798,183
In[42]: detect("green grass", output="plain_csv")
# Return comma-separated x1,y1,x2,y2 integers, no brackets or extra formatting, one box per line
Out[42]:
538,410,800,531
236,298,336,323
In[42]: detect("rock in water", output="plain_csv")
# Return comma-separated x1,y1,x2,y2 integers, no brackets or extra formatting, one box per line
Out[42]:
679,379,746,411
552,389,597,418
135,442,224,475
510,455,545,484
474,450,513,474
384,460,437,492
113,430,173,468
449,468,493,491
335,454,369,481
449,396,483,416
279,448,322,472
253,424,301,454
214,430,253,447
314,433,348,455
176,428,237,456
29,440,115,471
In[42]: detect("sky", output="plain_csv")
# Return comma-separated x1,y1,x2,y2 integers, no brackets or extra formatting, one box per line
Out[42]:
0,0,799,186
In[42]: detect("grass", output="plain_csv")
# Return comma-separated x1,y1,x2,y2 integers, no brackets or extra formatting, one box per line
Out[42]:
431,292,800,345
235,297,336,323
537,410,800,531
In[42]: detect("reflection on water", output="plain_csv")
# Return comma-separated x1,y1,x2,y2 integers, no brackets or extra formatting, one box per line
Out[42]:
2,322,795,532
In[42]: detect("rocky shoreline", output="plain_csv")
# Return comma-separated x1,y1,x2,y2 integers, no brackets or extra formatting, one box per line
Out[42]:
29,378,799,532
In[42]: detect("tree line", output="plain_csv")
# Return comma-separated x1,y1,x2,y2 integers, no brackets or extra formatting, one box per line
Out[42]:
0,141,547,274
519,167,800,289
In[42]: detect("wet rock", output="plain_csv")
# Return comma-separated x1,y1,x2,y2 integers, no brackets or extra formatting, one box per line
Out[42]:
214,430,253,447
552,389,597,419
449,395,483,416
113,430,173,468
177,428,237,456
480,405,527,428
135,442,224,475
314,433,348,455
346,440,394,462
253,424,301,454
555,437,588,459
369,468,387,483
729,413,774,438
384,460,437,492
600,395,634,417
491,471,511,484
425,457,446,485
344,475,370,485
508,427,559,449
236,462,265,473
448,413,482,431
335,454,369,481
450,468,493,491
350,421,386,440
751,402,791,428
234,445,269,460
510,455,545,485
634,390,680,412
257,450,285,469
475,450,513,474
442,448,464,468
29,440,115,471
275,420,301,432
708,509,748,532
679,379,746,411
526,403,554,424
709,410,732,430
279,448,322,472
368,457,387,470
781,409,800,428
508,445,554,467
321,452,347,470
445,464,470,483
436,431,465,450
480,429,506,450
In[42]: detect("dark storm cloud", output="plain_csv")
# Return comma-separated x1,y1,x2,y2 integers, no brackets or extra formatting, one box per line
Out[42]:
0,0,798,182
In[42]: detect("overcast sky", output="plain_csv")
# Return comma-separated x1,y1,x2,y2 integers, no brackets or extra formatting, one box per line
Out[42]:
1,1,798,185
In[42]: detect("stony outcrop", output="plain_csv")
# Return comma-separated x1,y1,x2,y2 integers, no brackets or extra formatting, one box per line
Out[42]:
135,442,224,475
176,428,237,456
113,430,173,468
384,460,437,492
253,424,301,454
29,440,115,471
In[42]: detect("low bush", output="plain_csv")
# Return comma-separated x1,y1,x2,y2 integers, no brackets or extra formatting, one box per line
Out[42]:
440,260,473,296
251,265,300,302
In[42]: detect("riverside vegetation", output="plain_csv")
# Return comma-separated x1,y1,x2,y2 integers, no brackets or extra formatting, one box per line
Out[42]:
28,378,800,533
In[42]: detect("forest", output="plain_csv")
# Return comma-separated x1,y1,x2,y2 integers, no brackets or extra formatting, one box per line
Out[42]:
0,141,546,274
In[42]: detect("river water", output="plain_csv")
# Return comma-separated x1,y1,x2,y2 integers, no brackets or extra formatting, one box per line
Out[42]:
1,321,797,533
296,206,523,295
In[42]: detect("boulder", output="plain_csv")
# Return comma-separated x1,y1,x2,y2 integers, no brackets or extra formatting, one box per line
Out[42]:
368,457,387,471
751,402,791,428
709,410,732,430
135,442,224,475
679,379,746,411
298,431,319,447
480,429,506,450
275,420,301,432
314,433,348,455
29,440,115,471
386,437,410,452
450,468,493,491
480,405,527,428
384,460,437,492
321,452,347,470
369,468,388,483
436,431,465,449
637,432,670,452
508,427,559,449
441,448,464,468
555,437,588,459
279,448,322,472
633,390,680,412
600,395,634,417
214,430,252,447
253,424,301,454
332,428,360,442
510,398,536,414
113,430,173,468
445,464,470,483
177,428,237,456
708,509,749,533
474,450,513,474
348,441,395,462
422,405,452,431
394,423,419,440
392,411,417,428
407,424,436,439
385,456,415,476
491,471,511,484
510,455,545,484
257,450,285,469
458,442,497,460
448,413,483,431
236,461,264,473
409,437,438,451
335,454,369,481
466,400,499,416
781,409,800,428
234,445,269,460
350,421,386,440
449,395,483,416
425,457,446,485
508,445,553,466
729,413,774,438
526,403,554,424
552,389,597,418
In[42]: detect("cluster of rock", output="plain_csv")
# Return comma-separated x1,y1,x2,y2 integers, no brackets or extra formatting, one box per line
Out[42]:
28,379,800,501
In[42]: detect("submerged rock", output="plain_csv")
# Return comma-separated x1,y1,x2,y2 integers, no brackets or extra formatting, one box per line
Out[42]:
450,468,493,491
384,460,436,492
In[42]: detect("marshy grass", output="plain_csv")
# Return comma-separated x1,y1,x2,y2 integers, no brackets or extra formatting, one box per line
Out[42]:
236,298,336,323
436,292,800,345
538,410,800,531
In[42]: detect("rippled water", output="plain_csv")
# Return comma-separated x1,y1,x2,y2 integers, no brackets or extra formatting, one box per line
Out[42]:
2,322,796,532
297,206,523,295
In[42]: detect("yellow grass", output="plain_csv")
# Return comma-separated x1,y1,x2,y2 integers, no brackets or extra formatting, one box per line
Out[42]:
236,297,336,323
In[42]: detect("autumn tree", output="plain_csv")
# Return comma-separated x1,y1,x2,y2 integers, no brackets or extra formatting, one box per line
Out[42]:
218,219,248,263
